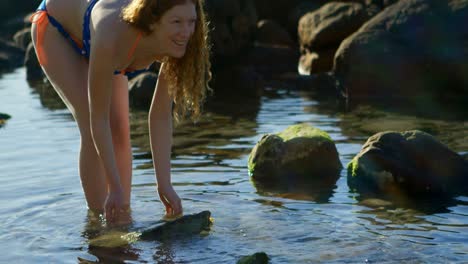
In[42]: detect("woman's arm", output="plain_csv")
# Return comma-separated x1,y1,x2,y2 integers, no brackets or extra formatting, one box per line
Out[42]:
148,64,182,216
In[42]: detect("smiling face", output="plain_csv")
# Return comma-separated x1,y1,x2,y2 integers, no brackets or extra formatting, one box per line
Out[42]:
155,1,197,58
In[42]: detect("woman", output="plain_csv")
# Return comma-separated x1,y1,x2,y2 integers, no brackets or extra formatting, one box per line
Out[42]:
30,0,211,222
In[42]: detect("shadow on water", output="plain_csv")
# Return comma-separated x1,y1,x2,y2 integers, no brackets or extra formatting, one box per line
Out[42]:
27,79,67,110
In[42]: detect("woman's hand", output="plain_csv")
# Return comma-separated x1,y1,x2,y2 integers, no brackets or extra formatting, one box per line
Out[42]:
158,185,183,218
104,187,126,223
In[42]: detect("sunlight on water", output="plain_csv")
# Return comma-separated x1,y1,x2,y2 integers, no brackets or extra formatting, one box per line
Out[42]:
0,68,467,263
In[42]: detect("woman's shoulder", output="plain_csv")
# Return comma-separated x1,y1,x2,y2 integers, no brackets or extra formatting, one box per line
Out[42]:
91,0,137,44
90,0,140,69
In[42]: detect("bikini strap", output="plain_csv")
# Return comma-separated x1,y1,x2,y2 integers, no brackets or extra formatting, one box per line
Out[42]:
127,32,142,60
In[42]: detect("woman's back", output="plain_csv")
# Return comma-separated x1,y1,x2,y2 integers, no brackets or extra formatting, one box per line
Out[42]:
44,0,125,44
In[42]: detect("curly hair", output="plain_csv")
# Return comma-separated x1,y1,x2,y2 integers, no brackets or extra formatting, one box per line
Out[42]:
122,0,211,122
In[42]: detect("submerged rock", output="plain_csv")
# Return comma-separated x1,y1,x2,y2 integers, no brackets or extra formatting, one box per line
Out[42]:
88,211,212,247
248,123,342,187
0,113,11,126
237,252,269,264
348,130,468,197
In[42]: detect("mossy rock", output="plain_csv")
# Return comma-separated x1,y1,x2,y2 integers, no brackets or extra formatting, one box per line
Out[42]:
348,130,468,197
248,123,342,186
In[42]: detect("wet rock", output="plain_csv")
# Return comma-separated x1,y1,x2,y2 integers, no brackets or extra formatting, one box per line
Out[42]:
89,211,213,247
334,0,468,105
210,65,264,98
298,2,369,52
299,48,337,75
287,2,323,39
248,123,342,185
25,41,45,82
348,130,468,197
205,0,257,67
0,113,11,127
240,45,300,78
139,211,212,241
359,198,393,208
237,252,269,264
128,72,158,109
255,20,294,48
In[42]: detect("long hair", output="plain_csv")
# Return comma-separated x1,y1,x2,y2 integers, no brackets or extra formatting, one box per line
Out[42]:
122,0,211,122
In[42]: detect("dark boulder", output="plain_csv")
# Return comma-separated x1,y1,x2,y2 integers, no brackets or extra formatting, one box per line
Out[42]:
348,130,468,197
334,0,468,105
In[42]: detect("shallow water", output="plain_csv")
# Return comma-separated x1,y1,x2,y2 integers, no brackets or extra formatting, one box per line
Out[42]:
0,68,467,263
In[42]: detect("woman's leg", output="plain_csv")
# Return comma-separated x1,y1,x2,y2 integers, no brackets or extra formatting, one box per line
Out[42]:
31,22,107,211
110,75,133,206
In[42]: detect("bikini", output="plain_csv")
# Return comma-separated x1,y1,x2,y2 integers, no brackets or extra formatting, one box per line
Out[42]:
30,0,149,78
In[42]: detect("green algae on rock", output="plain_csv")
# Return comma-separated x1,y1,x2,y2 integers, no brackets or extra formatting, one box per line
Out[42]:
248,123,342,185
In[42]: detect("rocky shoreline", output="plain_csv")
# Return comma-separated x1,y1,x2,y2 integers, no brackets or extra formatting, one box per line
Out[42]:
0,0,466,110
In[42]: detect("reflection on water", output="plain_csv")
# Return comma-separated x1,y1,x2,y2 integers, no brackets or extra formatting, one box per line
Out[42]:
1,68,467,263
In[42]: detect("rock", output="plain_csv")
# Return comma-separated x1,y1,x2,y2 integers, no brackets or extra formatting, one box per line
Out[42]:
0,113,11,127
13,27,31,51
255,0,305,27
287,2,323,39
359,198,393,208
248,123,342,185
383,0,399,8
139,211,212,241
88,231,140,248
205,0,257,66
298,48,337,75
128,72,158,109
298,2,370,52
348,130,468,197
210,65,264,98
25,41,45,82
240,45,300,78
237,252,269,264
255,20,294,48
334,0,468,105
88,211,213,247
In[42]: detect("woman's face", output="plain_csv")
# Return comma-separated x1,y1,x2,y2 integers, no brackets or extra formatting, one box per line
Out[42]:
157,1,197,58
